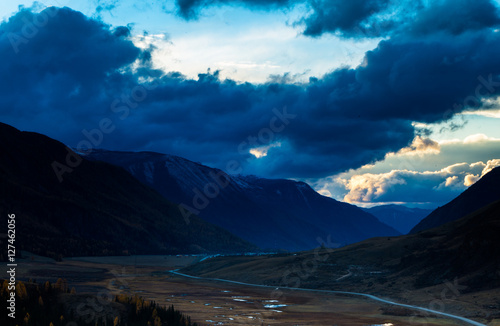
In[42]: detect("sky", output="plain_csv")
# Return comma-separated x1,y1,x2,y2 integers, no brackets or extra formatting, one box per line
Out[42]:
1,0,500,209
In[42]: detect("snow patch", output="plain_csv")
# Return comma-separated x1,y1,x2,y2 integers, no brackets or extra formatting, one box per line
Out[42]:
143,161,155,184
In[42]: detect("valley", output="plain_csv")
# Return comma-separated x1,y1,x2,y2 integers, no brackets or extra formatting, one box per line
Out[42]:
13,253,486,326
1,123,499,325
2,2,500,325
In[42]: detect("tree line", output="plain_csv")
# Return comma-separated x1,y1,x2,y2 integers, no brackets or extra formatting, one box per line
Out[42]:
1,279,201,326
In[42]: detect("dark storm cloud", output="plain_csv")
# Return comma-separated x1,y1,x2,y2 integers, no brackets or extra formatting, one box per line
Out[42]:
301,0,397,37
173,0,500,38
176,0,296,19
1,6,500,178
0,7,140,116
326,33,500,122
302,0,500,37
408,0,500,37
135,71,415,177
172,0,395,34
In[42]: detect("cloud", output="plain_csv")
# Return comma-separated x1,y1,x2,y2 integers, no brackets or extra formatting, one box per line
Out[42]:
307,133,500,207
0,6,141,117
387,134,500,174
300,0,397,37
175,0,297,19
462,97,500,118
345,33,500,122
340,171,408,203
483,159,500,175
338,160,500,206
407,0,500,37
463,133,500,143
444,175,459,187
249,142,282,158
464,173,480,187
391,136,440,156
95,0,119,15
1,6,500,180
173,0,500,38
464,159,500,186
436,174,462,190
305,0,500,38
439,134,500,145
462,109,500,118
428,136,500,173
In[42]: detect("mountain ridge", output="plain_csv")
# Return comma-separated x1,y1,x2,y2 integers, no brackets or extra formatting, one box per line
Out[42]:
363,204,433,234
410,166,500,233
0,122,257,259
178,187,500,321
86,149,400,251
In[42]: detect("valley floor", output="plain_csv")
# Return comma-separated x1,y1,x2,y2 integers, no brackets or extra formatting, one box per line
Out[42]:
14,253,498,326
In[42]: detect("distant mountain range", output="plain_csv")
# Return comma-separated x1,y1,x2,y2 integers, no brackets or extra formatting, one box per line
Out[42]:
86,150,400,251
184,199,500,292
0,123,256,259
410,166,500,233
181,167,500,305
363,205,433,234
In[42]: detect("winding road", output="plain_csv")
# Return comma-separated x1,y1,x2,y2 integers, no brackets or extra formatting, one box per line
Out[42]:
335,267,353,281
169,270,486,326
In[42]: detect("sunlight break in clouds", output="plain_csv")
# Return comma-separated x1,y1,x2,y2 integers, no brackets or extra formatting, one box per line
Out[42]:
340,160,500,206
464,159,500,186
439,133,500,145
304,132,500,208
249,142,282,158
340,171,408,203
304,130,500,205
388,136,440,157
462,109,500,118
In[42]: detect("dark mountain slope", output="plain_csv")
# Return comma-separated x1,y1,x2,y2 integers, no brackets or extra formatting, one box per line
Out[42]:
410,166,500,233
0,122,256,259
87,150,400,251
401,199,500,289
182,198,500,295
363,204,432,234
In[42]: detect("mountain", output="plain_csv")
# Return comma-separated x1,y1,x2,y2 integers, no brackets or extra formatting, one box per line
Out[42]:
410,166,500,233
399,199,500,290
86,150,400,251
184,198,500,289
180,198,500,320
363,204,433,234
0,123,257,259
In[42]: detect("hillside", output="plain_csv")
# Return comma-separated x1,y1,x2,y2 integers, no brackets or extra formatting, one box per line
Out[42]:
179,199,500,321
0,123,257,259
363,204,432,234
86,150,400,251
411,166,500,233
0,279,200,326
